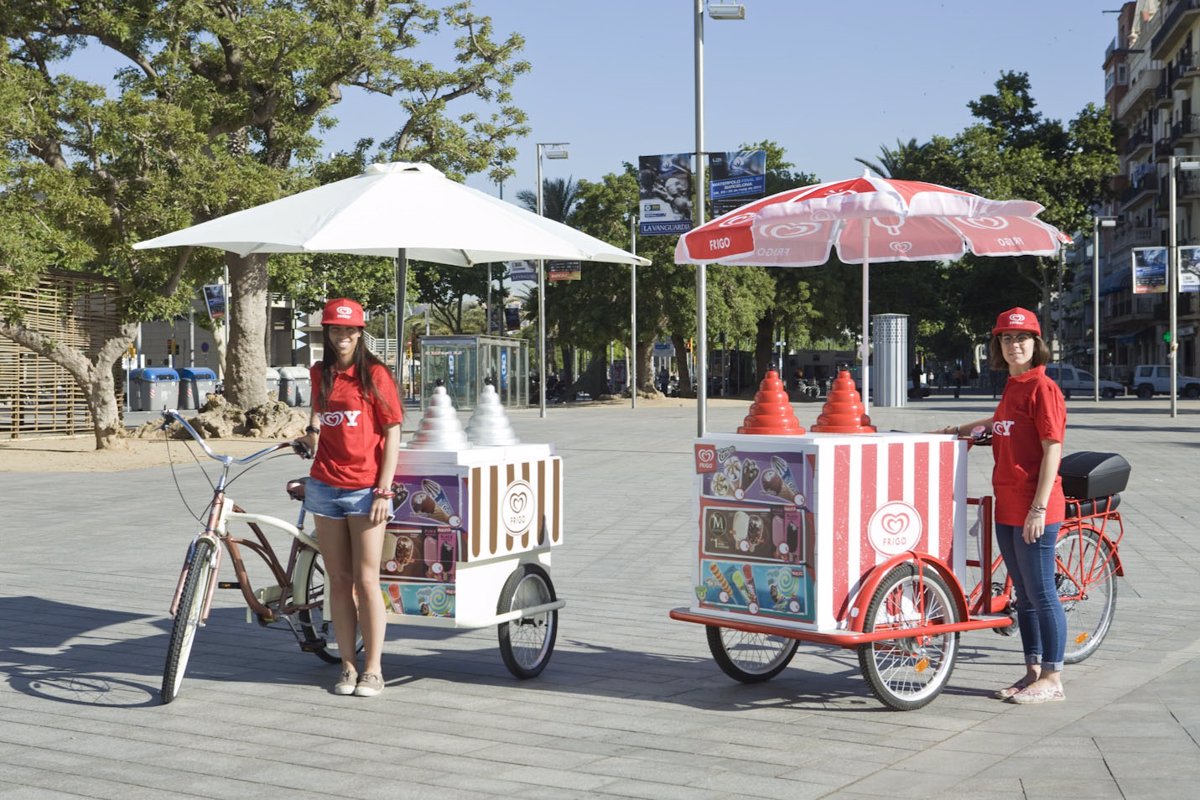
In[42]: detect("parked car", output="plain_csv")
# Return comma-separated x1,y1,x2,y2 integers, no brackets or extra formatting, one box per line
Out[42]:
1129,365,1200,399
1044,364,1125,399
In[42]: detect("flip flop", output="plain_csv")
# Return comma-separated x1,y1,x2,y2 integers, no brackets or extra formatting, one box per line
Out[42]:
1008,685,1065,704
993,679,1033,700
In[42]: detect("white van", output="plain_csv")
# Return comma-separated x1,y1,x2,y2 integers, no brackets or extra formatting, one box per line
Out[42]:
1044,364,1124,399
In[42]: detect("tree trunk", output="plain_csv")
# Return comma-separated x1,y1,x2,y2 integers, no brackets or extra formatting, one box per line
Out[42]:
223,252,269,409
755,312,775,379
671,333,693,397
0,318,136,449
636,338,657,394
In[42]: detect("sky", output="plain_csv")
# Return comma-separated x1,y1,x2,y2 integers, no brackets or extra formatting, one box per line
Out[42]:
59,1,1122,204
347,0,1121,201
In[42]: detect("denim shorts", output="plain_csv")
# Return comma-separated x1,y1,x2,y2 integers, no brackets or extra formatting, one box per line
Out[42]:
303,477,389,520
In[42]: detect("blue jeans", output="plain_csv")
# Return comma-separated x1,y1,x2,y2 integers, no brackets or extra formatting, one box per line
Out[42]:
303,477,389,520
995,521,1066,671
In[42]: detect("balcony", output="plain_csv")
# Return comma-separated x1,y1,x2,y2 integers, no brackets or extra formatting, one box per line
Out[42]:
1152,0,1200,59
1120,67,1163,113
1120,173,1160,208
1124,128,1154,156
1168,51,1200,84
1156,136,1174,159
1157,77,1173,107
1171,114,1200,144
1180,174,1200,198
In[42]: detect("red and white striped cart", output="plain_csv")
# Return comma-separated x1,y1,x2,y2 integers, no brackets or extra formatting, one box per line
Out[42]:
670,373,1013,709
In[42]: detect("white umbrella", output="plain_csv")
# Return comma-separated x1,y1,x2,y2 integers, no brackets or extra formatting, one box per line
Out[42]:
135,162,649,410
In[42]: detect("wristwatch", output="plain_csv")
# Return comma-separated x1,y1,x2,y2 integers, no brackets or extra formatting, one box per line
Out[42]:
305,425,320,434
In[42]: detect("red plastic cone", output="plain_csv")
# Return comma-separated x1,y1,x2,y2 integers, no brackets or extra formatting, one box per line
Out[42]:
811,370,876,433
738,370,805,435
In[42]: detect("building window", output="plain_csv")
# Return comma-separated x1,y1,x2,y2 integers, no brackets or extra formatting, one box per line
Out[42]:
1118,63,1129,85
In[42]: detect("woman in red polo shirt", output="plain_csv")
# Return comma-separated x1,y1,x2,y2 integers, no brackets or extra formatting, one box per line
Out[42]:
940,307,1067,704
298,298,402,698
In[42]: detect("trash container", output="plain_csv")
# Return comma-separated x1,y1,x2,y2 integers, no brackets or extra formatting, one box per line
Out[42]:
264,367,280,401
278,366,311,407
178,367,218,410
131,367,180,412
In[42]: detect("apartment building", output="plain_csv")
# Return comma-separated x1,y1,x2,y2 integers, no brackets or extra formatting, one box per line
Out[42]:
1097,0,1200,384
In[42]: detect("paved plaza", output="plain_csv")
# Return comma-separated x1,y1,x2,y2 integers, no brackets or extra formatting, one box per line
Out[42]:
2,395,1199,799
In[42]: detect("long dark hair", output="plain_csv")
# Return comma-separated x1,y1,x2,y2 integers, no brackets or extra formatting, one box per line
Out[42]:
313,326,396,411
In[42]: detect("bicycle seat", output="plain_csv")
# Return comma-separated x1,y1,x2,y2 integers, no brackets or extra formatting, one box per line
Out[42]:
1064,493,1121,519
286,477,309,501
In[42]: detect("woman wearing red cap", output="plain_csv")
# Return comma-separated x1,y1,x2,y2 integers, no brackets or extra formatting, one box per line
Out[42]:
940,307,1067,704
297,298,402,697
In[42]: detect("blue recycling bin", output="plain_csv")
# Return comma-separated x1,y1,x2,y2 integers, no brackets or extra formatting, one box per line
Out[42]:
132,367,180,411
178,367,218,410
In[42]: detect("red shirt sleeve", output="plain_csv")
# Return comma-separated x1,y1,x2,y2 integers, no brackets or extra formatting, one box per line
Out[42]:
1030,379,1066,443
368,363,403,427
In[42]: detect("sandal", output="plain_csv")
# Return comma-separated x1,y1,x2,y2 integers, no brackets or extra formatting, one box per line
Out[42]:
993,678,1033,700
1008,685,1065,704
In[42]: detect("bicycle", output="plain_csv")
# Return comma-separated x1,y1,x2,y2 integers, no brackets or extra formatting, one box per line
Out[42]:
158,409,339,704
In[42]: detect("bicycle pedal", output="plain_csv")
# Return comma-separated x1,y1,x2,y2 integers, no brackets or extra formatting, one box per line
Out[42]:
217,581,242,589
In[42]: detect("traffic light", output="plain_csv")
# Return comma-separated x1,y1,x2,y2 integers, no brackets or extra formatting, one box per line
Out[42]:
166,338,179,355
1163,330,1172,343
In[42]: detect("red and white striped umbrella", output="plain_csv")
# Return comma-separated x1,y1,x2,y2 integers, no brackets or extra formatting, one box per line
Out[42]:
676,171,1069,266
675,171,1070,410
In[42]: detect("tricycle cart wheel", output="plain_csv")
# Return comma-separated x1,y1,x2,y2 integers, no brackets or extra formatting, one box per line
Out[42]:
857,564,960,711
294,548,362,664
1056,528,1118,664
705,626,799,683
497,564,558,679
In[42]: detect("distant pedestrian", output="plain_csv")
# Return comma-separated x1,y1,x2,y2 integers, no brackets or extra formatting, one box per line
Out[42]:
953,367,965,399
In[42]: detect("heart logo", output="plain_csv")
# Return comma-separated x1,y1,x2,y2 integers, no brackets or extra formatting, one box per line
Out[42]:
867,501,923,556
882,513,907,534
762,221,820,239
889,241,913,254
699,449,714,464
510,493,527,514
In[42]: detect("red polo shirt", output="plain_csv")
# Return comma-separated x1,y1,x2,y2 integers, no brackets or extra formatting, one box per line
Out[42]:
990,365,1066,526
309,362,403,489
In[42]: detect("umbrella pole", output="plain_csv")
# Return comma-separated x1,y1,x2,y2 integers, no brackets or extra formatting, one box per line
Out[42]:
395,249,407,397
862,225,870,415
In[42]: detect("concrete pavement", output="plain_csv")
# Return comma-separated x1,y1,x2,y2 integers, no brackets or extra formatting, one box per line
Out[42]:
2,395,1199,799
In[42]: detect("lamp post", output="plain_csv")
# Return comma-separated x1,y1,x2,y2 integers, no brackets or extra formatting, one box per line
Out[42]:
1092,215,1118,403
535,141,569,418
693,0,745,436
1167,155,1200,417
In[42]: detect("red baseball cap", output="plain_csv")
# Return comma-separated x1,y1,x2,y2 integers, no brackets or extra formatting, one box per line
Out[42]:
991,307,1041,337
321,298,365,327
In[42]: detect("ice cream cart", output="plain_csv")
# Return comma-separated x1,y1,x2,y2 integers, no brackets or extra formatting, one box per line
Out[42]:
670,371,1015,709
380,385,565,678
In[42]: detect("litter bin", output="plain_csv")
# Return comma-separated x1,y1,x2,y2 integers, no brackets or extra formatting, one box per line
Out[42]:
132,367,180,411
278,366,311,407
178,367,218,410
264,367,280,401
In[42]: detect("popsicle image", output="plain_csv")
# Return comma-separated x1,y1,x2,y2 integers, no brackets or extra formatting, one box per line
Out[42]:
771,456,801,502
708,562,737,602
741,565,760,612
740,459,760,491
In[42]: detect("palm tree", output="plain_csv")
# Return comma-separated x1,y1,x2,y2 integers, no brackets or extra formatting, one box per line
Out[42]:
855,138,930,180
516,176,580,222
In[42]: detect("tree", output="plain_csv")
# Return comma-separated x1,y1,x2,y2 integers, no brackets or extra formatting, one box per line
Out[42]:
1,2,529,447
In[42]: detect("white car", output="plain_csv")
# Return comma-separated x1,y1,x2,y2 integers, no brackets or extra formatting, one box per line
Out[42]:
1044,364,1125,399
1130,365,1200,399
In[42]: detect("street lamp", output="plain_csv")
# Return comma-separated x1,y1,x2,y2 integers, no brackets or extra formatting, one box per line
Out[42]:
694,0,745,436
1092,215,1118,403
535,141,569,418
1168,155,1200,417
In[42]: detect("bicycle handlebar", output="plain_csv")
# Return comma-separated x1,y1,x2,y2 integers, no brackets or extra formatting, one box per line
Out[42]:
159,409,303,466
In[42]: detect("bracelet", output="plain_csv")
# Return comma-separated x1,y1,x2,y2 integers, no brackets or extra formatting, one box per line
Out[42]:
372,487,395,499
1029,504,1047,515
305,425,320,435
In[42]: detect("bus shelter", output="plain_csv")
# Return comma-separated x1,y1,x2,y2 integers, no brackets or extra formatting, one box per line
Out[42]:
419,335,528,411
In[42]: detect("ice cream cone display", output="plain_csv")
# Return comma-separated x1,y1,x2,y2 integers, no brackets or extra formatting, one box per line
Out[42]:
737,370,805,435
408,386,471,450
410,478,460,526
465,384,519,446
810,370,876,433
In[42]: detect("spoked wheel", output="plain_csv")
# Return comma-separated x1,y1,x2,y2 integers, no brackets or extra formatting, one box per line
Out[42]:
706,625,799,683
1055,527,1118,663
294,548,361,664
162,538,217,704
497,564,558,679
857,564,961,711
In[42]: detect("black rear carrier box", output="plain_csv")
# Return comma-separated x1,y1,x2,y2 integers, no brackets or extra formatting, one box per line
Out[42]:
1058,452,1131,499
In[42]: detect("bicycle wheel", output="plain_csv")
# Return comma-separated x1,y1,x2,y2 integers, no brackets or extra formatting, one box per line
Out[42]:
1056,527,1118,664
705,625,799,683
294,547,360,664
497,564,558,679
161,538,216,704
858,564,960,711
